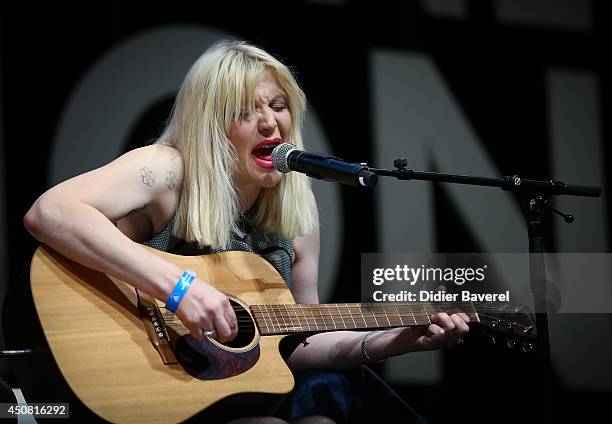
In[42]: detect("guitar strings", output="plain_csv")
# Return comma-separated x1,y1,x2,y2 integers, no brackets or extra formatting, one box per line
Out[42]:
159,311,533,335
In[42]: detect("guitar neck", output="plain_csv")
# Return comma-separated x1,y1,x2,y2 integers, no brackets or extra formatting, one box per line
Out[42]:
250,302,479,336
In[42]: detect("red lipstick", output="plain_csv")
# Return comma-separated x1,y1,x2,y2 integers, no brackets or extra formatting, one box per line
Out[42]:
252,138,282,169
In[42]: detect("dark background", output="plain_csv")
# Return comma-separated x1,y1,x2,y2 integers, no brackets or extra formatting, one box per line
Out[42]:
1,1,611,422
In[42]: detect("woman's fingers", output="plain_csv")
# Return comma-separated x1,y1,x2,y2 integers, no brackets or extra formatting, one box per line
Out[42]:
450,313,470,337
424,312,470,348
431,312,456,334
176,279,238,343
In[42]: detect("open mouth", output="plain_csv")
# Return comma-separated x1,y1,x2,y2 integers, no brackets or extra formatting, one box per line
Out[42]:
251,139,281,169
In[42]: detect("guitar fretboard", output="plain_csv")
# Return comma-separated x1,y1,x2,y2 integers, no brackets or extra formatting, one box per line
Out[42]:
250,302,478,335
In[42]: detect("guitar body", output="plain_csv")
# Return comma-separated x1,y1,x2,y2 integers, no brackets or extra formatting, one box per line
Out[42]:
4,245,297,423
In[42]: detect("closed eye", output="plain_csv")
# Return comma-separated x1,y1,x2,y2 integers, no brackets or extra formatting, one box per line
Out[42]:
271,102,287,112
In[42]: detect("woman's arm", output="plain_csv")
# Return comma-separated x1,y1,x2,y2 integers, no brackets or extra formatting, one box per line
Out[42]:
24,146,178,298
23,144,237,343
286,203,469,371
289,219,320,305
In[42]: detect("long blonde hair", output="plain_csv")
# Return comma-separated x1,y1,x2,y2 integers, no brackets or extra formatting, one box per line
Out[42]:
158,40,317,248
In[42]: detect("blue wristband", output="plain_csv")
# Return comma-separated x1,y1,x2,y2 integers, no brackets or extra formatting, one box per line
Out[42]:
165,270,196,313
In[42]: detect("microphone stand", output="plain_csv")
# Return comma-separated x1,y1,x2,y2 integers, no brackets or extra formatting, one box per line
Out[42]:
369,159,602,424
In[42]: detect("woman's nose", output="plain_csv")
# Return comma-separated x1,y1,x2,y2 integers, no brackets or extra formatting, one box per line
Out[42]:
258,109,277,133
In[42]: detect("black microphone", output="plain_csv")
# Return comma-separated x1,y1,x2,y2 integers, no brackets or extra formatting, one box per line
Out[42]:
271,143,378,188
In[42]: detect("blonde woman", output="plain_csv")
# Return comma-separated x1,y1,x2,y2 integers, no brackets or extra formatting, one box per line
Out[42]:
24,40,469,423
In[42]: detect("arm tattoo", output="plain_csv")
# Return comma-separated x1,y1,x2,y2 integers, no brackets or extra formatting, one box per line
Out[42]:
166,169,177,191
140,167,156,187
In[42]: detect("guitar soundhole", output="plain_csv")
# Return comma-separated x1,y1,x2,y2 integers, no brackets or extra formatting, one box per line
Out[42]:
173,298,260,380
223,299,256,349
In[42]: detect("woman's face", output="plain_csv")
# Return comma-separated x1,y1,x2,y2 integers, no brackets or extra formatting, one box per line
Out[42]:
228,71,291,198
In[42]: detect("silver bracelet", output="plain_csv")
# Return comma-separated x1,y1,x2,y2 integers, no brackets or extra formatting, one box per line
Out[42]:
361,330,384,363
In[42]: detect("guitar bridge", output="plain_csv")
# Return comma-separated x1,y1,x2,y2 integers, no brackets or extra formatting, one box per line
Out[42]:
137,290,178,365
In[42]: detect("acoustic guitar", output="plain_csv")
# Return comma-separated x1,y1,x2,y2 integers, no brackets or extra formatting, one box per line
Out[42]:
3,245,536,423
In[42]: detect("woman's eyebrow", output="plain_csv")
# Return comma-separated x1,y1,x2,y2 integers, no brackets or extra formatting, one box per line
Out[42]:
255,93,286,104
270,94,287,102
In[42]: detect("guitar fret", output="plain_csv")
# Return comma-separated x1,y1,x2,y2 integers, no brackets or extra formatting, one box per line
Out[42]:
316,305,327,331
304,305,316,330
329,305,338,329
382,305,392,327
290,305,304,332
361,307,370,328
269,305,279,332
379,305,396,326
281,305,290,329
306,305,317,331
368,305,398,328
345,304,357,329
335,304,347,329
288,305,299,332
361,305,369,328
302,305,317,331
281,304,292,332
292,305,302,331
386,305,403,326
321,307,335,329
369,305,380,328
357,304,368,328
323,305,337,330
313,305,338,331
263,305,273,333
422,304,433,325
258,305,271,333
297,305,310,331
351,304,365,329
408,305,419,325
289,306,299,331
264,304,276,333
304,305,314,331
278,305,290,332
252,305,271,335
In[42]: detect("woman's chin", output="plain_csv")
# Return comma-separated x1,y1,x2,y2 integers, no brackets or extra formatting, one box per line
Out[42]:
259,173,282,189
249,166,282,188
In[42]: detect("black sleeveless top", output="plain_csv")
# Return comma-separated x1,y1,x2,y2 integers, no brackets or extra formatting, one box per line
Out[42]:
142,212,295,287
